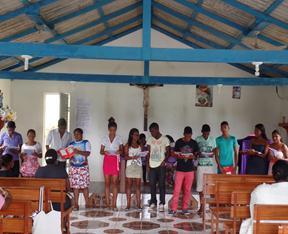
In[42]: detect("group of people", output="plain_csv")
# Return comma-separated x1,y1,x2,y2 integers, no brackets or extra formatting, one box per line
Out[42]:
0,117,287,215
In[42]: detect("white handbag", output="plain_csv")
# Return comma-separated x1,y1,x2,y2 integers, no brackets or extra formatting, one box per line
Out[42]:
32,186,62,234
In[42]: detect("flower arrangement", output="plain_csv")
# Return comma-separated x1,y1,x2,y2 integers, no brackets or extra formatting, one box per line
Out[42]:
0,106,16,122
0,90,16,129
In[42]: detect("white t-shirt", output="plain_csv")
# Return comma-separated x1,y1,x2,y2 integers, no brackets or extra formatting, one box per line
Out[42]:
101,135,123,155
147,135,170,168
21,142,42,156
46,129,73,161
127,146,142,167
240,182,288,234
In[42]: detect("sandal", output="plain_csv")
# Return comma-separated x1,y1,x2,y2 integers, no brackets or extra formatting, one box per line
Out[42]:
73,205,79,211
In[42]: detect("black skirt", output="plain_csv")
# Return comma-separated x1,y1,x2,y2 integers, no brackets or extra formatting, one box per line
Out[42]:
246,156,267,175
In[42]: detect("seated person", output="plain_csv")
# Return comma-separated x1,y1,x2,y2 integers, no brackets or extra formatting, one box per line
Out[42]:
240,160,288,234
35,149,71,211
0,154,15,177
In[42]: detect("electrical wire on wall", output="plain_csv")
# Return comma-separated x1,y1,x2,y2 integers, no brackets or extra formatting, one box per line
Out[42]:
276,86,288,101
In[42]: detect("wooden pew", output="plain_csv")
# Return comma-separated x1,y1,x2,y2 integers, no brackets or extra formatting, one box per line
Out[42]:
5,187,49,213
0,200,31,234
253,204,288,234
202,174,273,230
279,225,288,234
0,178,72,233
2,186,49,233
212,181,265,233
224,191,251,234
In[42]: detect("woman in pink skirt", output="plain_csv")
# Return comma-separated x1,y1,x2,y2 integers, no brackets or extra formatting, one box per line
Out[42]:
20,129,42,177
100,117,123,210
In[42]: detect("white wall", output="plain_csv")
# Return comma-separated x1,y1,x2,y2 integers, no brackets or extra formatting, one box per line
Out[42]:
4,29,288,181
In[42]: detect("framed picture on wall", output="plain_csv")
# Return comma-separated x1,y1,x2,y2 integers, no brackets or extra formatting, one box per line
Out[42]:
232,86,241,99
195,85,213,107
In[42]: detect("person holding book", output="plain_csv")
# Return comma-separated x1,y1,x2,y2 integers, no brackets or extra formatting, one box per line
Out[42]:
268,130,288,175
147,122,170,212
69,128,91,211
215,121,239,174
0,121,23,176
100,117,123,211
124,128,142,210
46,118,72,168
195,124,216,215
20,129,42,177
169,126,199,215
245,124,269,175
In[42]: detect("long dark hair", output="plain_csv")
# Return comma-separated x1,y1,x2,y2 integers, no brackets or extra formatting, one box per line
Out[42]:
272,129,283,142
127,128,139,147
255,123,268,140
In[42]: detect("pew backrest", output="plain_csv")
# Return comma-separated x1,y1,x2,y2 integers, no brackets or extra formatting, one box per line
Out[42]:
253,204,288,234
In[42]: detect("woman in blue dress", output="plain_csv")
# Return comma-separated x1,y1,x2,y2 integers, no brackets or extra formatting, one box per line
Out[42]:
245,124,269,175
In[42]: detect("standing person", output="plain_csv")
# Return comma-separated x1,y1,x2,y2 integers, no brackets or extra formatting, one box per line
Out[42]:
195,124,216,215
124,128,142,210
166,135,176,188
139,133,149,185
20,129,42,177
0,154,15,177
69,128,91,211
147,122,170,212
0,121,23,176
268,130,288,175
100,117,123,211
46,118,72,168
215,121,239,174
35,149,71,211
169,126,199,215
245,124,269,175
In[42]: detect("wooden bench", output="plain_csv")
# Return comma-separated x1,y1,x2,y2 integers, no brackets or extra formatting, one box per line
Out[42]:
202,174,273,230
212,181,265,233
0,187,49,234
0,200,31,234
224,191,251,234
279,225,288,234
254,204,288,234
0,177,72,233
5,187,49,212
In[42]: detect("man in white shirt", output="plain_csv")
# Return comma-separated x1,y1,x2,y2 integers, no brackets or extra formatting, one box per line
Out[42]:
147,122,170,212
46,118,72,168
240,160,288,234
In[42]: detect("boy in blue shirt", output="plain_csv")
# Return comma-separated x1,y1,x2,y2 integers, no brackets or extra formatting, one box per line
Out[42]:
215,121,239,174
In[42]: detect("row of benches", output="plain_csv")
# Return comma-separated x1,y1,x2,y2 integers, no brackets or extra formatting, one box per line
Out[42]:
202,174,288,234
0,177,72,234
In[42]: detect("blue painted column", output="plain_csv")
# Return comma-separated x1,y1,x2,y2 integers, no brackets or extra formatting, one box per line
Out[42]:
142,0,152,83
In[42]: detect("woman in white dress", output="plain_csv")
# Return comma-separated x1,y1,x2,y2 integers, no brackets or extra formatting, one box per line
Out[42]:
268,130,288,175
124,128,142,210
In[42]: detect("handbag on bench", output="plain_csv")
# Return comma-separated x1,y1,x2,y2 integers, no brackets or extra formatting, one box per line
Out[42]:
32,186,62,234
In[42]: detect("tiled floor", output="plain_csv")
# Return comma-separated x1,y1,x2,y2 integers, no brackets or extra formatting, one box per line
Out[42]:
70,194,211,234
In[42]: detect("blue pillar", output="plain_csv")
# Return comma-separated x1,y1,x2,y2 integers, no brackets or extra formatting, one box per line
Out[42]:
142,0,152,83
